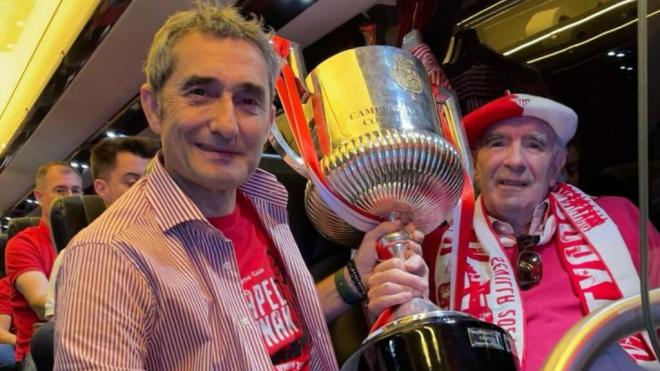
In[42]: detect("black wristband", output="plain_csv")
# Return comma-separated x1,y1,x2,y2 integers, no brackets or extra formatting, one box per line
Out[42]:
334,268,364,305
346,259,368,298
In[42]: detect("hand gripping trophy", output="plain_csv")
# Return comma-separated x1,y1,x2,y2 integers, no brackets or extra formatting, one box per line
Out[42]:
270,36,519,371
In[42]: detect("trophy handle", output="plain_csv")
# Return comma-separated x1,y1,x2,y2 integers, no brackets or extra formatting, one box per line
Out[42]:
269,124,307,177
269,36,310,177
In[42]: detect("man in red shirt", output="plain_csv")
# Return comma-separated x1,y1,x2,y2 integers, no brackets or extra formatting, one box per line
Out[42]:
423,93,659,370
5,161,82,366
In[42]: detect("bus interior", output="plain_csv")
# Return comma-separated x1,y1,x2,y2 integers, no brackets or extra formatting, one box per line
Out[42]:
0,0,658,368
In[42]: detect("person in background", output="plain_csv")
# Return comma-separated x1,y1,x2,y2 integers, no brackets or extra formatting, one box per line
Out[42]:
54,4,427,370
29,136,160,371
0,277,16,371
90,136,161,207
423,93,658,370
5,162,82,369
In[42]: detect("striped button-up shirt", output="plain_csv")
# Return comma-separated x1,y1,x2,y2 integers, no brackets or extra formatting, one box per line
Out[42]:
54,157,338,370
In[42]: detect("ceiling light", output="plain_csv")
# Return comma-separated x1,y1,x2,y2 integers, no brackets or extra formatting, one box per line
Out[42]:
0,0,101,157
456,0,523,29
616,52,626,57
106,131,117,138
620,65,627,70
627,67,634,71
525,6,660,65
503,0,635,56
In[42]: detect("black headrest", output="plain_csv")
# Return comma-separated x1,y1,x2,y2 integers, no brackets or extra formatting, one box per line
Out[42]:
50,195,106,252
7,217,41,239
0,233,7,277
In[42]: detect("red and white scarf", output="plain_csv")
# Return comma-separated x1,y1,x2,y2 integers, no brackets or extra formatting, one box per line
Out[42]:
434,183,657,367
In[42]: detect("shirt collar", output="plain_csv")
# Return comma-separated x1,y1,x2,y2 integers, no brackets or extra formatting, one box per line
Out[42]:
145,152,289,232
487,199,556,247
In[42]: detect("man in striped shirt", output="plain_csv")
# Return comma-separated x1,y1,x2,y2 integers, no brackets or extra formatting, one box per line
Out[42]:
54,4,428,370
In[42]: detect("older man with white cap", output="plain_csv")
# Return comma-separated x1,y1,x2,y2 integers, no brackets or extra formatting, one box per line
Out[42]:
422,93,659,370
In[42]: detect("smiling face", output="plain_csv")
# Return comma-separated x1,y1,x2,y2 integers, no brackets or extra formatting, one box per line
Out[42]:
474,117,566,230
140,32,274,210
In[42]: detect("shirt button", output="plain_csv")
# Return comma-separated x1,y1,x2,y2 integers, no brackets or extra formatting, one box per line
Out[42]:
241,316,251,326
222,261,232,271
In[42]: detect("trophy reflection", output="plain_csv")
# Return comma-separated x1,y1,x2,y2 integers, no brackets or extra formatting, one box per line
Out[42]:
271,38,518,370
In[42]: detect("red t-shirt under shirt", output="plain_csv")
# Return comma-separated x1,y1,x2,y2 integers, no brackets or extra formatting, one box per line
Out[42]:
5,219,57,361
208,193,310,370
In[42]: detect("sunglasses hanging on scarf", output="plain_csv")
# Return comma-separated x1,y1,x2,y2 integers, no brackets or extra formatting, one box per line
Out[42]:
516,234,542,289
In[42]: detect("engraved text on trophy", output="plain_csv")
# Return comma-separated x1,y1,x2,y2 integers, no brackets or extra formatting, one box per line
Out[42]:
348,105,399,127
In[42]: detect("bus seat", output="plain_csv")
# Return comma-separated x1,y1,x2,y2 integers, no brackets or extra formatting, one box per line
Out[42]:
7,217,41,240
3,217,41,278
50,195,105,252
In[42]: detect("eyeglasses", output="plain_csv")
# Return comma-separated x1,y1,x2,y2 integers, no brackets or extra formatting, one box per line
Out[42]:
516,235,542,290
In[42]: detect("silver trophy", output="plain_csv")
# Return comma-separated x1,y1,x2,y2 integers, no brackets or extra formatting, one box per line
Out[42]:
271,44,463,245
271,41,519,370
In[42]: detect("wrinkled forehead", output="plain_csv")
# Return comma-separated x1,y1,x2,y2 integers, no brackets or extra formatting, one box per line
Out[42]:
481,116,558,143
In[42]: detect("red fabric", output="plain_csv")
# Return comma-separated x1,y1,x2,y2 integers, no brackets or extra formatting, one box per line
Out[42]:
0,278,11,316
0,277,14,335
208,193,310,370
423,196,654,371
395,0,440,47
5,219,57,361
462,93,578,148
462,94,523,147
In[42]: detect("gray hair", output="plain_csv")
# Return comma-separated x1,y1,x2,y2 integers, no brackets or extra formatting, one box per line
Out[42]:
143,2,280,100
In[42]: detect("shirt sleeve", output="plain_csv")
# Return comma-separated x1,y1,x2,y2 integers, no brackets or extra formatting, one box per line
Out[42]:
5,232,46,287
45,251,66,319
54,242,155,370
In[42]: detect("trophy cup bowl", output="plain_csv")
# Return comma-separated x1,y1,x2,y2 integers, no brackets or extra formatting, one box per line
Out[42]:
305,128,464,246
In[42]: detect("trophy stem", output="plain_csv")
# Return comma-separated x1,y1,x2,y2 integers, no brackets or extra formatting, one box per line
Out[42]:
376,211,411,261
371,211,440,333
